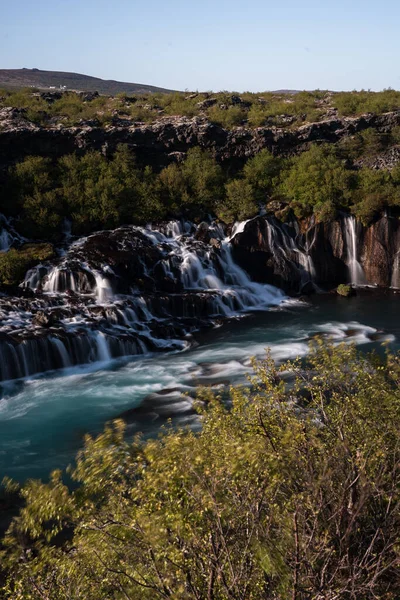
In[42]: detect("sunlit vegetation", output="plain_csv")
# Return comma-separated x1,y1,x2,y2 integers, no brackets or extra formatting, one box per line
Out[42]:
1,88,399,128
1,341,399,599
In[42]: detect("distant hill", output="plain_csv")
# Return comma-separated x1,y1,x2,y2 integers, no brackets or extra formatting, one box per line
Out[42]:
0,68,176,95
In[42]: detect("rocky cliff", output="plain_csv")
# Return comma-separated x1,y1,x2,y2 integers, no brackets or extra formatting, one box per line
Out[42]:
232,212,400,292
1,108,400,174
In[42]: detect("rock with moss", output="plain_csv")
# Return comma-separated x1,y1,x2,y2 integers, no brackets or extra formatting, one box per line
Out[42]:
336,283,355,297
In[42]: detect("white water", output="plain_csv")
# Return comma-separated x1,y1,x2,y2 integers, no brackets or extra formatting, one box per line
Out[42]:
0,214,25,252
344,216,366,285
264,218,317,289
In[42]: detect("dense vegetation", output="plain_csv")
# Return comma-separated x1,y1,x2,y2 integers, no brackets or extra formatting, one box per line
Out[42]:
2,140,400,245
1,88,400,128
1,341,399,599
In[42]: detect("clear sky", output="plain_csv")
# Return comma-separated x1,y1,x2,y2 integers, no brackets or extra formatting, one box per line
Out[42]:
1,0,399,92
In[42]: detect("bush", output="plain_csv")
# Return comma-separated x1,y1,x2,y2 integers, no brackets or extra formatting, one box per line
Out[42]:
1,342,400,599
7,156,64,239
0,244,54,286
336,283,353,296
352,168,398,224
207,105,246,128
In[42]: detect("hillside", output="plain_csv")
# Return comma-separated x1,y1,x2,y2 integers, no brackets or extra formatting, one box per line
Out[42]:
0,68,176,94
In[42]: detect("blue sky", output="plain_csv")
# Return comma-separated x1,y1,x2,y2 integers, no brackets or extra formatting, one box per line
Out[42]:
1,0,399,92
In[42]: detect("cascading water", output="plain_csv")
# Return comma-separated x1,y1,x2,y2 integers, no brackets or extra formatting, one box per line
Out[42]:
391,252,400,289
0,214,24,252
263,217,317,290
344,215,365,285
0,220,286,383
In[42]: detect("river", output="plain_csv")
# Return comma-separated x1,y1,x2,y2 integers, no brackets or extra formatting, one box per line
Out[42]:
0,289,398,483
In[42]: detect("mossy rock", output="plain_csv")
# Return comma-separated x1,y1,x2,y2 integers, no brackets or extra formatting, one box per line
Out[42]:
336,284,355,297
0,243,54,287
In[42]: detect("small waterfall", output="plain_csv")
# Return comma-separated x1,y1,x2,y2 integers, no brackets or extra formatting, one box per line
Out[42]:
93,271,114,303
51,337,72,368
0,228,12,252
343,216,365,285
95,332,111,362
391,252,400,288
262,217,317,290
0,214,25,252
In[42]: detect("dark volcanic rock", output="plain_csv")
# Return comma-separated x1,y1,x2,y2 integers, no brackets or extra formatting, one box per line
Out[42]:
2,111,400,174
231,213,400,292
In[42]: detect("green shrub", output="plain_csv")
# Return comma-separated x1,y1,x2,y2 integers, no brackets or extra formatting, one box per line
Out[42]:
207,105,246,128
218,178,257,222
243,149,283,201
0,244,54,286
279,145,354,218
336,283,353,296
352,168,398,224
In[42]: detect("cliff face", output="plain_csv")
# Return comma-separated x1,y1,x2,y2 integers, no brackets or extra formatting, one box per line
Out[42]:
1,108,400,173
231,213,400,292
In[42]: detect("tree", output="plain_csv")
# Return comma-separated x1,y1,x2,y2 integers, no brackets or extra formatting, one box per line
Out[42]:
7,156,64,239
280,145,354,219
219,178,257,222
243,149,283,202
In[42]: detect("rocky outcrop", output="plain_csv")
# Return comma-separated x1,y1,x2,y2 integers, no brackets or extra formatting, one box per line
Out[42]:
2,108,400,172
0,221,286,383
231,213,400,291
354,146,400,170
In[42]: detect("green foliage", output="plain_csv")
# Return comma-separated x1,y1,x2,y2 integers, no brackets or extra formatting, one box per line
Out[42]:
334,88,400,116
180,147,224,209
352,168,400,224
218,178,257,222
340,128,393,160
243,149,284,202
6,156,63,238
49,93,111,125
336,283,353,296
1,88,399,131
0,244,54,286
279,145,354,218
208,105,246,128
1,342,400,599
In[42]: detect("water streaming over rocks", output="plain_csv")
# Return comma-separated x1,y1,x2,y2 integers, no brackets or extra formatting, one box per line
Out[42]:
232,213,400,290
0,220,286,383
1,211,399,385
343,215,366,285
0,214,25,252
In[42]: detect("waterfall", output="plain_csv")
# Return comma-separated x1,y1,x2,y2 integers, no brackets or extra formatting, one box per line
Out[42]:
0,219,287,383
95,332,111,362
343,216,365,285
51,337,72,368
262,217,317,290
0,214,25,252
